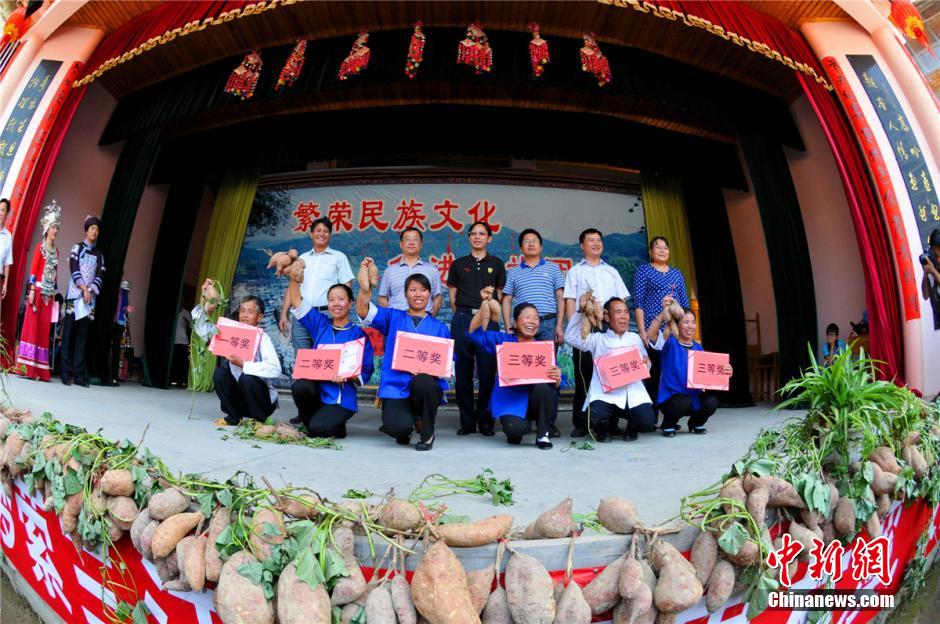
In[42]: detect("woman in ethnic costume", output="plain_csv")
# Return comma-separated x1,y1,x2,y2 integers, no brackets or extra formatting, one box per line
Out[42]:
16,201,60,381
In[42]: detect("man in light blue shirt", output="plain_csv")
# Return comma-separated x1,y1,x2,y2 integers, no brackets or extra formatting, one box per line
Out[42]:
502,228,565,344
378,227,443,315
279,216,354,348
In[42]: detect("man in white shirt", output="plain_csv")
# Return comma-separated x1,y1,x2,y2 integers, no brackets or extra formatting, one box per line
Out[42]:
278,216,354,348
193,280,281,425
0,198,14,309
563,228,630,437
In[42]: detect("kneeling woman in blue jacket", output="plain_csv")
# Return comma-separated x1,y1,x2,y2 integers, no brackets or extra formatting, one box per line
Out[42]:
468,287,561,449
285,280,374,438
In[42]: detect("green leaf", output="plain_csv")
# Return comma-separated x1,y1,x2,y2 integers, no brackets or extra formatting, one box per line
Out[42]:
31,451,46,474
745,571,780,620
323,547,349,582
196,492,215,518
437,514,471,525
132,600,151,624
262,521,283,538
63,468,83,496
717,523,749,556
237,561,265,586
216,489,233,508
295,547,325,589
130,464,147,484
114,601,133,620
861,462,874,484
342,489,371,499
747,458,776,477
351,606,366,624
332,606,343,624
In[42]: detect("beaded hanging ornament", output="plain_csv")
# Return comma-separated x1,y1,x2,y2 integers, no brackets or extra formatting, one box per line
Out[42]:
405,21,426,79
224,50,263,100
338,32,370,80
580,33,611,87
276,38,307,90
457,22,492,74
528,22,549,78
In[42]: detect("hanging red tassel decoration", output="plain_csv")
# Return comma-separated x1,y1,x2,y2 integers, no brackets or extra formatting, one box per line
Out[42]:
276,38,307,90
405,21,426,79
528,22,549,78
889,0,935,57
580,33,611,86
457,22,493,74
224,50,263,100
338,31,371,80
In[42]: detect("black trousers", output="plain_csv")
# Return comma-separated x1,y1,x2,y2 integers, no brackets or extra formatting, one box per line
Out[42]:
291,380,354,437
451,311,498,432
498,383,556,441
588,400,657,436
572,347,594,430
642,347,662,416
660,393,719,431
60,313,90,384
213,364,277,425
170,344,189,386
381,374,442,443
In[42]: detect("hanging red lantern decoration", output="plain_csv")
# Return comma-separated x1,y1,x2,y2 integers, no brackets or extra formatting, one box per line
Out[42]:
528,22,549,78
1,6,31,46
338,31,370,80
405,21,426,79
889,0,935,57
276,38,307,90
457,22,492,74
224,50,263,100
580,33,611,86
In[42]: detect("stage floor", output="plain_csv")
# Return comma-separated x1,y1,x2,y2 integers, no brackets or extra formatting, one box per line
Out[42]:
9,375,791,528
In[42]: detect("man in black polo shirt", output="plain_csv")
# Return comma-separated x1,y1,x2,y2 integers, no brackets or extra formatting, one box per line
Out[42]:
448,221,507,436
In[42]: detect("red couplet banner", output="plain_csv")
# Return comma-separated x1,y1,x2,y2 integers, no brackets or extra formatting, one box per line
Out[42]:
2,476,937,623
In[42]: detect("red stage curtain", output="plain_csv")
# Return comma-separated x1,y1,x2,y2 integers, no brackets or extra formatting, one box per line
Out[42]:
77,1,249,85
798,74,903,382
2,85,87,351
648,0,904,381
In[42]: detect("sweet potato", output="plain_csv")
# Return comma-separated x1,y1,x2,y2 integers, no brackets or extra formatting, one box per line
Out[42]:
176,535,194,580
615,579,653,624
529,497,577,539
655,613,677,624
583,554,627,615
215,551,274,624
725,540,759,567
155,556,174,582
205,506,231,582
141,520,160,560
9,440,29,476
689,531,718,587
788,522,817,559
341,603,367,624
107,523,124,543
870,447,902,475
2,431,26,473
130,508,152,551
482,586,512,624
705,560,734,613
249,507,285,561
619,557,645,599
99,469,134,497
822,520,836,545
653,556,703,614
869,462,898,496
720,478,747,514
163,579,191,592
275,422,304,440
746,487,769,527
650,542,693,576
88,487,108,518
826,483,840,520
379,499,422,532
903,445,928,479
390,574,418,624
61,492,83,534
864,512,882,538
800,508,823,531
437,515,513,547
256,425,276,437
366,584,398,624
834,497,856,538
276,562,331,623
597,497,642,534
330,527,367,606
505,551,555,624
151,511,203,559
108,496,139,531
148,488,190,520
467,565,495,614
411,540,479,624
555,580,592,623
186,533,207,592
745,475,805,509
280,494,320,519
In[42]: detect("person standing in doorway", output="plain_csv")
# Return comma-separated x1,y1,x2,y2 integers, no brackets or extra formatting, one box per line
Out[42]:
447,221,506,436
61,215,106,387
378,227,443,315
563,228,629,437
279,216,354,348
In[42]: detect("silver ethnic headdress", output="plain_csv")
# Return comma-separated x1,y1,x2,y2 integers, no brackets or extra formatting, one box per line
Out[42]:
40,200,62,234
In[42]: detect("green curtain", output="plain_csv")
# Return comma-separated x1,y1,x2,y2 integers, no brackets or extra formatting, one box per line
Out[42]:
640,172,698,299
189,168,260,391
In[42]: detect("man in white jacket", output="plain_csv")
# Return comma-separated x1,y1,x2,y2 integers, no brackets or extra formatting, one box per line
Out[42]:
192,279,281,426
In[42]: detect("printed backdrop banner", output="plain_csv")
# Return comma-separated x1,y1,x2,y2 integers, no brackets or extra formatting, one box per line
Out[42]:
232,182,648,386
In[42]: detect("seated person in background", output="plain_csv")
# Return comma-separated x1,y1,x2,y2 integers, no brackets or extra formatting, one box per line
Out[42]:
286,280,374,438
565,295,656,442
469,288,561,449
821,322,847,366
654,308,728,437
192,279,281,426
356,258,451,451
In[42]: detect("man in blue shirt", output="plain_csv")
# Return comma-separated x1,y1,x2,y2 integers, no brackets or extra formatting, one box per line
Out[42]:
378,227,443,315
502,228,565,344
